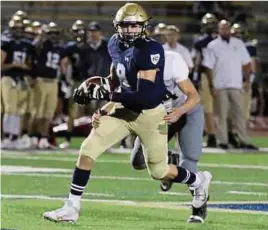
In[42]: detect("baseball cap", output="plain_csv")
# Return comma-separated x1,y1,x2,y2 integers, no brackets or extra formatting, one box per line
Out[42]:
88,21,101,31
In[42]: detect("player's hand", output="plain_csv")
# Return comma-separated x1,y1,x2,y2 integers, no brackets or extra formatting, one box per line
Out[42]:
89,84,111,101
164,108,184,124
92,110,101,129
73,88,91,105
14,63,30,70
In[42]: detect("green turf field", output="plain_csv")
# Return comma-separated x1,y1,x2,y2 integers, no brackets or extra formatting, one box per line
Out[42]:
1,137,268,230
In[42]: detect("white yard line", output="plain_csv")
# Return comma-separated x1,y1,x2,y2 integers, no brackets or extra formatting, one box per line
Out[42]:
1,194,268,215
227,191,267,196
158,192,189,196
83,192,115,197
2,170,268,187
2,155,268,170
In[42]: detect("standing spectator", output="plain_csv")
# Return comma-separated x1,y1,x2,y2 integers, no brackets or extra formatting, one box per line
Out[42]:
163,25,194,71
84,21,111,78
82,21,112,114
203,20,258,150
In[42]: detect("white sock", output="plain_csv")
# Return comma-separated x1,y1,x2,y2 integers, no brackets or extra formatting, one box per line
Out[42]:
10,115,21,136
3,114,12,134
190,173,201,189
68,193,81,207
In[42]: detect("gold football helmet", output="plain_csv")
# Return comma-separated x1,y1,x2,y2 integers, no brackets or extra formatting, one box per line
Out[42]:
31,21,42,35
13,10,28,20
201,13,218,34
44,22,60,43
231,23,248,39
113,3,150,44
9,15,24,38
71,20,86,43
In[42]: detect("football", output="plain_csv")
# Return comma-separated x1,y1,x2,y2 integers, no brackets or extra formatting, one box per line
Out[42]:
80,75,119,93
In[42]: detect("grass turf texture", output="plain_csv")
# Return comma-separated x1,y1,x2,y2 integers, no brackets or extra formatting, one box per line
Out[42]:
2,200,268,230
1,137,268,229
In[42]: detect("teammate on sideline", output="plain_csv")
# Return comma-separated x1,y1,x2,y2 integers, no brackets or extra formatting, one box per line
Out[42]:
43,3,212,223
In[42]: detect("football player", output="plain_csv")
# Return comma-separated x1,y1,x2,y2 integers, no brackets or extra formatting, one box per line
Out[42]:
19,21,44,149
192,13,218,147
33,22,69,149
59,20,88,149
43,3,212,223
1,15,36,149
126,50,207,223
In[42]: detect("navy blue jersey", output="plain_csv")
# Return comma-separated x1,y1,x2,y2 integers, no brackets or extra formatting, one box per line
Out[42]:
193,34,215,86
65,41,85,81
245,40,257,58
35,40,67,79
1,38,36,78
194,34,215,71
108,34,165,111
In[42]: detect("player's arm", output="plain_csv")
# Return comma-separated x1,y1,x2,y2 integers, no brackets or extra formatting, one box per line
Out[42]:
174,53,200,114
110,69,159,108
1,48,16,70
60,50,72,85
110,46,164,108
164,53,200,123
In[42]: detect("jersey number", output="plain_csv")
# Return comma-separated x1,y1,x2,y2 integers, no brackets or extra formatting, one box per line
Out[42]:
116,63,126,80
46,52,60,69
13,51,26,64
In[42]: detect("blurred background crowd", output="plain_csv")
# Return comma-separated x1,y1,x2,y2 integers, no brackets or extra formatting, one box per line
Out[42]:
1,1,268,150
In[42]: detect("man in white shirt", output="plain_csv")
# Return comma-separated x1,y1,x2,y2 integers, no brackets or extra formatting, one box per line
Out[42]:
203,20,257,150
163,25,194,71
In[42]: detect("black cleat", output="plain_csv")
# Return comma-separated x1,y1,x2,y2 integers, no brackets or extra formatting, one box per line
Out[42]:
206,134,217,148
218,143,229,150
160,152,180,192
187,202,208,223
240,142,259,151
228,132,240,148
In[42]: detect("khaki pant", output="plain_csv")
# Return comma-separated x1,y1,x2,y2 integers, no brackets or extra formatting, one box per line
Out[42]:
215,88,248,144
1,76,30,115
36,78,58,119
79,104,169,179
243,89,252,121
200,74,213,114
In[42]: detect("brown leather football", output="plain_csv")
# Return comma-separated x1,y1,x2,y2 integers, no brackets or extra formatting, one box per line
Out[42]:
83,75,119,92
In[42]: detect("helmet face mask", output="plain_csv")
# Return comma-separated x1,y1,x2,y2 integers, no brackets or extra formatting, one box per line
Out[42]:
113,3,149,46
46,31,60,43
115,21,145,45
9,15,24,39
72,20,86,43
